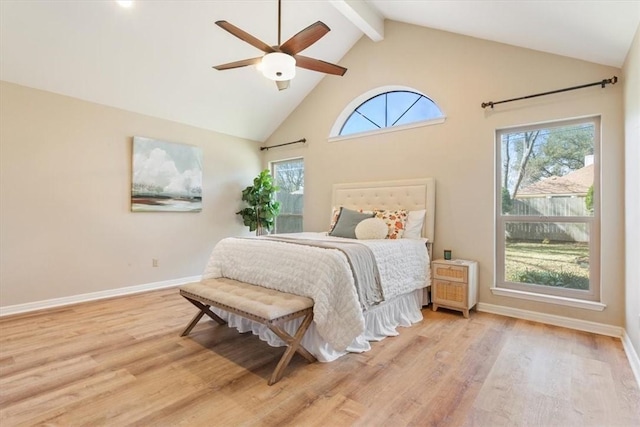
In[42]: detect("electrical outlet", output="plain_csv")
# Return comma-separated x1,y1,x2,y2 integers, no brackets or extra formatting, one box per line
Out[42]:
152,258,158,267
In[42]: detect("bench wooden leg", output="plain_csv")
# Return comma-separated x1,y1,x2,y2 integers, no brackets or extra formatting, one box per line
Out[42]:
267,311,315,385
181,297,227,337
181,310,206,337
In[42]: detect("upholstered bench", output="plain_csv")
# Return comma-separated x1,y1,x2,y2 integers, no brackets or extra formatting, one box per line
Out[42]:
179,278,316,385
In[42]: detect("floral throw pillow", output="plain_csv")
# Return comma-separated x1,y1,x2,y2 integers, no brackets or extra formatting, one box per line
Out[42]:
374,209,408,239
329,207,341,233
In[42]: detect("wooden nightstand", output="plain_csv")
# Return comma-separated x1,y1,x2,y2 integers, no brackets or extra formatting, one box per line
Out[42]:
431,259,478,318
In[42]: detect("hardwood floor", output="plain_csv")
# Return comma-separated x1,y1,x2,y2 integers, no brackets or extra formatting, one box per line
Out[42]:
1,288,638,426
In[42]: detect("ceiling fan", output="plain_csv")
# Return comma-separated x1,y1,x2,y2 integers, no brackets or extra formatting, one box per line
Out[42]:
213,0,347,90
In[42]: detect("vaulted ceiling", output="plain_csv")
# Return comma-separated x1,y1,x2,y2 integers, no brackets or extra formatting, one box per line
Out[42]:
1,1,638,142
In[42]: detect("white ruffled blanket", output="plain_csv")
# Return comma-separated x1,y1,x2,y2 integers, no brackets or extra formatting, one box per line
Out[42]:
202,232,429,351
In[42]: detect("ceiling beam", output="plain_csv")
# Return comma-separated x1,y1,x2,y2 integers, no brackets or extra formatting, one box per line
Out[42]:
329,0,384,42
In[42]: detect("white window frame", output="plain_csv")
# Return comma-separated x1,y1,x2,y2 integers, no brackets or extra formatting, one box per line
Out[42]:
328,85,446,142
270,157,304,234
494,116,602,307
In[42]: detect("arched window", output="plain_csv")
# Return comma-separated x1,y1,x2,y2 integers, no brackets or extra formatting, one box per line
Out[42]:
330,87,445,139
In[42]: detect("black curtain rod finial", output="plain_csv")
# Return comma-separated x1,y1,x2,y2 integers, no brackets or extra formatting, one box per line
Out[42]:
602,76,618,88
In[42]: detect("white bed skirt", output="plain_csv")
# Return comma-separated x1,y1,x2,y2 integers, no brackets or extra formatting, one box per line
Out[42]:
210,288,426,362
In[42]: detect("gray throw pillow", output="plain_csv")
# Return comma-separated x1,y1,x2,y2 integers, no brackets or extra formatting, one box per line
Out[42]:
329,207,375,239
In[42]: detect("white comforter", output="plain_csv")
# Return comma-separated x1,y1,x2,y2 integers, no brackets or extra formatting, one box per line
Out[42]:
202,232,429,351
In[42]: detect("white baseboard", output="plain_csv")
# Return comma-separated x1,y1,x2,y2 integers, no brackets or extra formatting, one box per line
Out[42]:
476,302,624,338
0,275,202,317
622,331,640,387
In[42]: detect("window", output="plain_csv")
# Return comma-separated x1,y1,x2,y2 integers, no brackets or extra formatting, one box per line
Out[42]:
330,86,445,139
496,117,600,302
271,158,304,234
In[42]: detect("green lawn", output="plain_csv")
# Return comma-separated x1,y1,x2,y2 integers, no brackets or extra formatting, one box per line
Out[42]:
505,241,590,290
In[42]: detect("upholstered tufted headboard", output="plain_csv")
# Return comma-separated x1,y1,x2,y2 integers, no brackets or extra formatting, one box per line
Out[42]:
331,178,436,244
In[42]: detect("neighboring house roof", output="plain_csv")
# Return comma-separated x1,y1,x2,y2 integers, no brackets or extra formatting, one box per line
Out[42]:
517,164,593,197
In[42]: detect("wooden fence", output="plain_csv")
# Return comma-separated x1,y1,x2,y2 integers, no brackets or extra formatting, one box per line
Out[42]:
507,197,590,242
511,197,589,216
275,192,303,234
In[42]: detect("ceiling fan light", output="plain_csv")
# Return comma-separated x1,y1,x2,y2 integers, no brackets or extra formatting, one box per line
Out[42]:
261,53,296,81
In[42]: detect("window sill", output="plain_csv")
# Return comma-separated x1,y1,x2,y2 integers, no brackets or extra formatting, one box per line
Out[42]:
490,287,606,311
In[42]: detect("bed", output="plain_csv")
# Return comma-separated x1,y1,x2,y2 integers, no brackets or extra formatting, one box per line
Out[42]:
201,178,436,362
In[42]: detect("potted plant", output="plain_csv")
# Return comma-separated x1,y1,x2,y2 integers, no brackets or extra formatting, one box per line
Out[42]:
236,169,281,235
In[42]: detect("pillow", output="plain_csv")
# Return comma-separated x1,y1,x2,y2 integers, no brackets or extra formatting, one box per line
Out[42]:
403,209,426,239
374,209,408,239
355,218,389,240
329,206,372,232
328,207,341,232
329,207,375,239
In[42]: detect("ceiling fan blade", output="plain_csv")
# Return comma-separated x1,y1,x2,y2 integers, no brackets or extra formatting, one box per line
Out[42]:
280,21,330,55
294,55,347,76
215,20,276,54
213,57,262,71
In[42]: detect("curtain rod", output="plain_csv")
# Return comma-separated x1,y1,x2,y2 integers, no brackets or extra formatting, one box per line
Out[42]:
260,138,306,151
481,76,618,109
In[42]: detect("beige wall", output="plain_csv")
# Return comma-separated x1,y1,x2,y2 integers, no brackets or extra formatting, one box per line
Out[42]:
263,21,625,326
624,25,640,354
0,81,261,307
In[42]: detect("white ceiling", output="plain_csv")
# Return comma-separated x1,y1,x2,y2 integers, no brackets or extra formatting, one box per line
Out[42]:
1,1,638,142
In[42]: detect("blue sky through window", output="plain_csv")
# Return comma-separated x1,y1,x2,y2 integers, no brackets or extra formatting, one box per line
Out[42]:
340,90,443,136
356,94,386,127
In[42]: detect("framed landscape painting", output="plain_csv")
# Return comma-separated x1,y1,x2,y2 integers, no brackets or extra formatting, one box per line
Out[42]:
131,136,202,212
